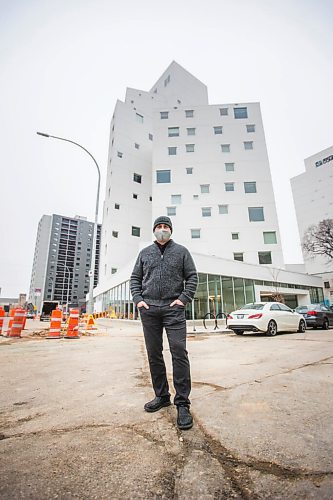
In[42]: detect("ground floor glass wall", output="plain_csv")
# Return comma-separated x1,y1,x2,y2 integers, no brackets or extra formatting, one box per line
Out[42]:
99,274,324,320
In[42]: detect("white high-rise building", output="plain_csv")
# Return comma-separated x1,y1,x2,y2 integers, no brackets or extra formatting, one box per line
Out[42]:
291,146,333,304
94,62,323,317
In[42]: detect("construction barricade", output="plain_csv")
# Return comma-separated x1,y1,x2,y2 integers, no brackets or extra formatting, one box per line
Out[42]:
0,307,5,336
47,309,62,339
8,309,26,338
64,308,80,339
4,309,16,337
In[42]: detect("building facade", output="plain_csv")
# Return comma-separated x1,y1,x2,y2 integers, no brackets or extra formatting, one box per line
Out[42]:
94,62,323,316
291,145,333,304
29,214,101,313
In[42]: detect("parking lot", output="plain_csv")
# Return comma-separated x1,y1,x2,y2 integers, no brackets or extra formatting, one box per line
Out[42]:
1,319,332,499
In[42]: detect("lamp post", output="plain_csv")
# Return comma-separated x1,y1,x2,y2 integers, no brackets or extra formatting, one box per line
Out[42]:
37,132,100,315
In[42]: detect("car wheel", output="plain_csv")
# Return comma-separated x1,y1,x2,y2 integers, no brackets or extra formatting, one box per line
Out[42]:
323,318,329,330
234,330,244,336
266,320,277,337
298,320,306,333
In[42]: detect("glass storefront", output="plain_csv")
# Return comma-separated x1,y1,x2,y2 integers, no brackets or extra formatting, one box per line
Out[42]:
98,273,324,320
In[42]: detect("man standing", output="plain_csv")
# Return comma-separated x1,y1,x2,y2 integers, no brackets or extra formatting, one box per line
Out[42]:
130,216,198,430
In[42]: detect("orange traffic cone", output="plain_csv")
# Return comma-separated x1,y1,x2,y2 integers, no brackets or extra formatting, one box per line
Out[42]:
47,309,62,339
86,314,97,331
0,307,5,336
64,308,80,339
8,309,26,338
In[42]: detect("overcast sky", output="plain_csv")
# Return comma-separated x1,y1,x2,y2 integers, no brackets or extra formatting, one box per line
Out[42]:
0,0,332,297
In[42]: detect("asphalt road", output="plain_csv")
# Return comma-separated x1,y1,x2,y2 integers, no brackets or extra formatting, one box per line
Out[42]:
0,319,332,499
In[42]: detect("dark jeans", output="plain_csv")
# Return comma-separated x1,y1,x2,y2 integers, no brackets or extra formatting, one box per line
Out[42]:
139,304,191,406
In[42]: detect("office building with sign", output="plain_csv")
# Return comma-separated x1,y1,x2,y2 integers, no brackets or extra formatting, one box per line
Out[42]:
291,145,333,304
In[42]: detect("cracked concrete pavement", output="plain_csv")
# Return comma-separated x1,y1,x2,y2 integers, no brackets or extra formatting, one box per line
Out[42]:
0,319,333,499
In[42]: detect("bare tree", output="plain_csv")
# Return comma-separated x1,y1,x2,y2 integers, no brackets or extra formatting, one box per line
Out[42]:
267,267,285,303
302,219,333,260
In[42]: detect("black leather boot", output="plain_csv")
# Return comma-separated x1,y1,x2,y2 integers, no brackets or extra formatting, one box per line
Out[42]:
177,405,193,430
144,396,171,413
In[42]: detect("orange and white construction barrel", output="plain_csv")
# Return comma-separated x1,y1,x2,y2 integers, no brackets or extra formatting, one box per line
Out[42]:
47,309,62,339
64,308,80,339
8,309,26,338
0,307,5,336
4,309,16,337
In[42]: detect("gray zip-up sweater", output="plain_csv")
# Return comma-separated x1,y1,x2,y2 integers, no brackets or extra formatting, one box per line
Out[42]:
130,240,198,306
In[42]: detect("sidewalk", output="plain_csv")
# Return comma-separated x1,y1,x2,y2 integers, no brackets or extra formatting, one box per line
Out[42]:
0,321,332,498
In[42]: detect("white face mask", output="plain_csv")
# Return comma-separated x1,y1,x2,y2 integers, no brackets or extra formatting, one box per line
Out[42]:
154,229,171,242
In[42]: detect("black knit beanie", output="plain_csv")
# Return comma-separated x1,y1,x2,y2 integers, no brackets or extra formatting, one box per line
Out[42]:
153,216,173,233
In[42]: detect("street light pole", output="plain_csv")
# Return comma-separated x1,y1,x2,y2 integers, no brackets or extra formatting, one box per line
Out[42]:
37,132,100,315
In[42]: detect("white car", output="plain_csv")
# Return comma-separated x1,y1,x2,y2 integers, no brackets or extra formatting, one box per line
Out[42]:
227,302,306,336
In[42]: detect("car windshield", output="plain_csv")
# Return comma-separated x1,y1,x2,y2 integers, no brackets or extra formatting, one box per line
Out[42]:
296,305,320,313
295,306,308,312
240,303,264,310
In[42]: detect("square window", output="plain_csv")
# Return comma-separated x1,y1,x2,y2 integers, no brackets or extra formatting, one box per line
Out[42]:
202,207,211,217
214,126,223,134
225,163,235,172
148,133,153,141
225,182,234,192
185,110,194,118
263,231,277,244
168,147,177,155
134,143,140,149
247,124,255,133
232,233,239,240
111,268,117,274
244,181,257,193
149,196,152,202
133,173,142,183
187,128,196,136
136,113,144,123
221,144,230,153
171,194,182,204
186,144,195,153
168,127,179,137
193,194,199,200
244,141,253,150
167,206,176,216
112,231,118,238
160,111,169,119
220,107,228,116
114,203,120,209
132,226,141,237
324,281,330,289
117,151,123,158
234,252,244,262
248,207,264,221
219,204,228,214
234,107,248,119
133,193,138,199
258,251,272,264
156,170,171,183
191,229,201,239
200,184,210,194
186,167,193,174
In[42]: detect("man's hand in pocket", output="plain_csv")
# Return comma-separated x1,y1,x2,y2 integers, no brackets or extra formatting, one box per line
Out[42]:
170,299,184,307
137,301,149,309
